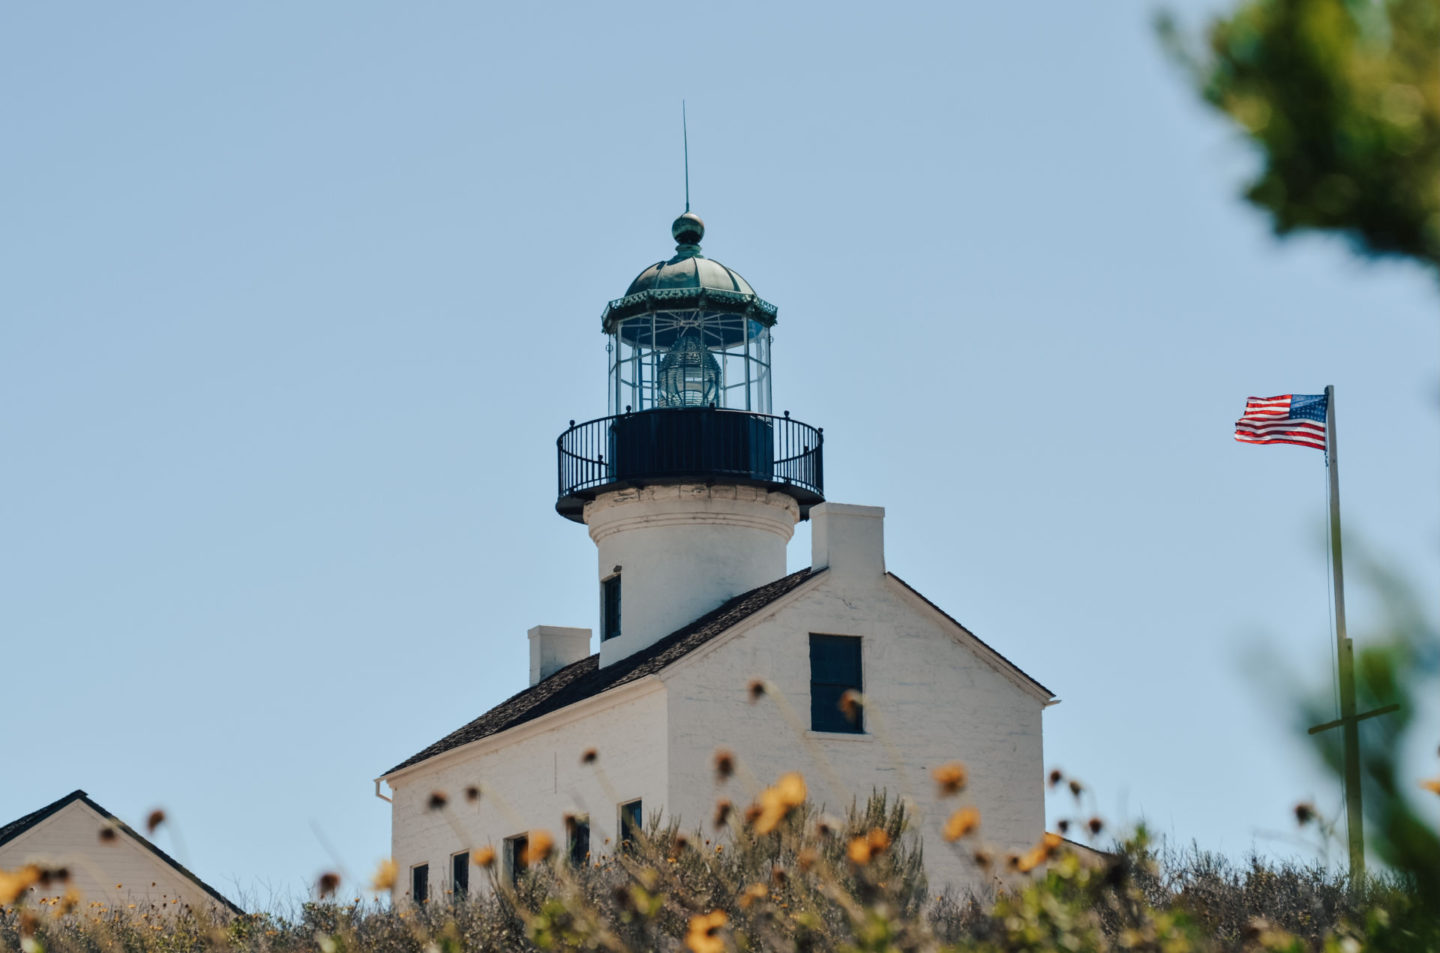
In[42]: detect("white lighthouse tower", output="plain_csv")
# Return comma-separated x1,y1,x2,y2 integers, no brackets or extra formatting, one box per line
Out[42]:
555,211,824,667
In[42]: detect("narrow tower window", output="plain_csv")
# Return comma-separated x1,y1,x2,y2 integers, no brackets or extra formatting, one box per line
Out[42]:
601,574,622,641
809,634,863,733
411,863,429,904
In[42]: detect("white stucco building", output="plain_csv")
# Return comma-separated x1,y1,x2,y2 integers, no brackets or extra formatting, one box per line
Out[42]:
0,790,242,916
378,212,1055,902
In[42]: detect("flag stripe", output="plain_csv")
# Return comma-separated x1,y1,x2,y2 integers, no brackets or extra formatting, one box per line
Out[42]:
1235,435,1327,449
1234,393,1327,452
1235,421,1325,435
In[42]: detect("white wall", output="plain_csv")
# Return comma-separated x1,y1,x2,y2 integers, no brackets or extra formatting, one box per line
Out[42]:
584,485,797,668
387,682,668,902
661,571,1048,898
0,800,232,914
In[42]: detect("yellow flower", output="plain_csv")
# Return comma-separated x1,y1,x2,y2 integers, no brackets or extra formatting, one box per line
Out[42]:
54,888,81,918
1016,833,1063,873
942,806,980,842
847,828,890,865
0,866,41,905
751,772,807,834
932,762,968,796
738,882,768,910
522,830,555,866
1421,777,1440,796
1017,847,1047,872
370,859,398,892
685,910,727,953
472,846,496,869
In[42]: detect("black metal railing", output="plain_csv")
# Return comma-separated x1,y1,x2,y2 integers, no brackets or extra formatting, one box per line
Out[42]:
556,408,824,521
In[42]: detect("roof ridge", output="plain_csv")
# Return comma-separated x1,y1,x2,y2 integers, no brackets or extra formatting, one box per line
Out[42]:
0,790,88,848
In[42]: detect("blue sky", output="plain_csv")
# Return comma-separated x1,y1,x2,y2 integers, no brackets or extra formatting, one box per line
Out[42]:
3,2,1436,906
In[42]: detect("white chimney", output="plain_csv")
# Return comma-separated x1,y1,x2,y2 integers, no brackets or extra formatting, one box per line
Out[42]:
810,503,885,579
528,626,592,686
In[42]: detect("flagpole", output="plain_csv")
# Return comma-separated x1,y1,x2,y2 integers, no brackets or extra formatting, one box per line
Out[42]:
1326,384,1364,884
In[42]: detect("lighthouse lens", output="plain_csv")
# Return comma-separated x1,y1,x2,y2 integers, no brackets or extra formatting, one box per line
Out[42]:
656,334,721,408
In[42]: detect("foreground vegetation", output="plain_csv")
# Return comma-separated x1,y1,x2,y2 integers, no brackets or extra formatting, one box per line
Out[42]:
3,780,1437,953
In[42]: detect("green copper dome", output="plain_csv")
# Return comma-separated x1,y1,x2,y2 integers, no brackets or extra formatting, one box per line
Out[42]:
601,213,778,333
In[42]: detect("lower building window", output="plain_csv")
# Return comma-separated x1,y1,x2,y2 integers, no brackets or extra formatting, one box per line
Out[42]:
411,863,429,904
619,799,642,850
505,833,530,885
451,850,469,898
567,815,591,866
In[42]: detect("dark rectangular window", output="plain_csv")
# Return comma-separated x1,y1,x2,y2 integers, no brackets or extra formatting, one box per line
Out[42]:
567,815,590,866
619,799,642,850
810,634,863,733
411,863,429,904
451,851,469,898
506,834,529,885
602,575,622,641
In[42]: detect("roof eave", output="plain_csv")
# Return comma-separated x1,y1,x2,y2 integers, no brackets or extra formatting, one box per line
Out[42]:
600,289,778,332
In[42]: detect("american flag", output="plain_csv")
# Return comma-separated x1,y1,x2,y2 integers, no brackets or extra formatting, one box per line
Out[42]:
1234,393,1328,450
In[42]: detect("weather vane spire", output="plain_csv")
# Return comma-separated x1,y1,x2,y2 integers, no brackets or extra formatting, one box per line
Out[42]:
683,100,690,212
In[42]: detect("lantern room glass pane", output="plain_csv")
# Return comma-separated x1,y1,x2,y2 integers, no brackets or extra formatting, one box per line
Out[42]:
609,313,771,416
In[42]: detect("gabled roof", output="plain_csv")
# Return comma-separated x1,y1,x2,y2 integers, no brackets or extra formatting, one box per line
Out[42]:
382,567,820,777
0,790,244,915
383,564,1056,778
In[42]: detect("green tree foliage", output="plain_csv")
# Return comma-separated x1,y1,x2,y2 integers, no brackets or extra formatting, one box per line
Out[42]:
1159,0,1440,275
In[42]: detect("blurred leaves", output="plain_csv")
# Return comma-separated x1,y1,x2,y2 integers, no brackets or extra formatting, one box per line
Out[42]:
1159,0,1440,275
1298,558,1440,923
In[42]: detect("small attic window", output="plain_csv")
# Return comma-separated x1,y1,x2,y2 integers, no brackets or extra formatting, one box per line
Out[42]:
810,634,863,733
601,574,622,642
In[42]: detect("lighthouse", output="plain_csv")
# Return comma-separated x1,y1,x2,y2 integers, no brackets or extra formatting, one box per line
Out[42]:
380,210,1054,903
556,212,825,667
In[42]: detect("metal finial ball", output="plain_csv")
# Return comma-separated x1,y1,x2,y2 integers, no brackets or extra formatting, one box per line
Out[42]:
672,212,704,246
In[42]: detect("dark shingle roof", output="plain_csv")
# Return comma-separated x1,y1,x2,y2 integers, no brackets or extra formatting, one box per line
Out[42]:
0,790,244,915
383,567,820,777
